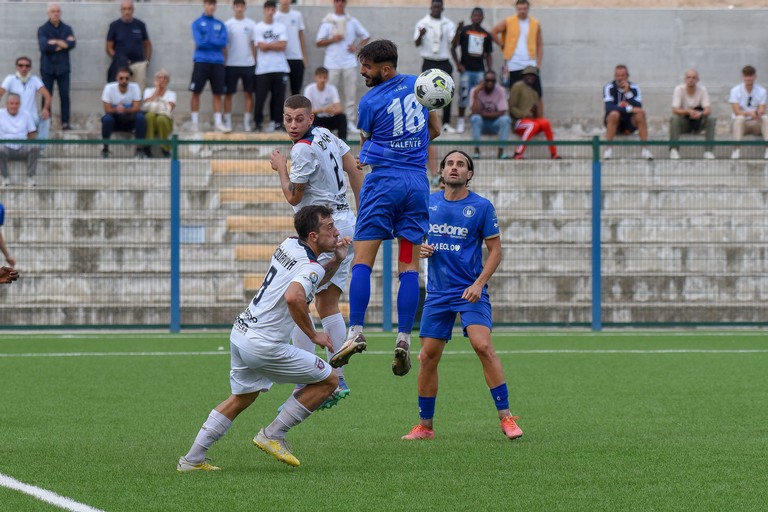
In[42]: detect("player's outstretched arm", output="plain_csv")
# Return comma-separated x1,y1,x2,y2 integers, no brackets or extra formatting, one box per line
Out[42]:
427,110,441,140
0,266,19,284
341,152,363,211
462,235,502,303
271,148,306,206
285,282,333,350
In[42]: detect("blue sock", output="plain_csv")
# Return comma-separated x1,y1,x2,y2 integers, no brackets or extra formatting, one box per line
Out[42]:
490,383,509,411
418,396,436,420
348,264,372,327
397,271,420,333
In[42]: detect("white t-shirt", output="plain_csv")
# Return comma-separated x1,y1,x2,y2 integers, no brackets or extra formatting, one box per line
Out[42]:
289,126,351,212
226,17,257,67
1,74,45,121
101,82,142,107
0,108,36,149
507,18,537,71
236,237,325,343
413,14,456,61
728,82,767,118
274,9,306,61
303,83,341,118
253,21,290,75
316,14,370,70
672,83,710,111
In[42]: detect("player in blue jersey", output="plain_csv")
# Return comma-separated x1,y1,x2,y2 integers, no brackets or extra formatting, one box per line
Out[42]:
401,150,523,441
328,39,441,377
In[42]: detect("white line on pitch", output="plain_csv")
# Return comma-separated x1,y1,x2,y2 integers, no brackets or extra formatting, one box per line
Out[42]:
1,349,768,358
0,472,106,512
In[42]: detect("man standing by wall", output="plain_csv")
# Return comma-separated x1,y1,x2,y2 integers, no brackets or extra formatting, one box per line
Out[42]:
491,0,542,99
106,0,152,90
0,57,52,142
38,2,76,130
275,0,307,96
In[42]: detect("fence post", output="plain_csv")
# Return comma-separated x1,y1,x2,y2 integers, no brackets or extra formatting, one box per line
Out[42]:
382,240,393,331
591,136,603,331
170,135,181,333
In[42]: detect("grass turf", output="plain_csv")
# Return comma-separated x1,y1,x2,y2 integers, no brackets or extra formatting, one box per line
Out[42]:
1,331,767,512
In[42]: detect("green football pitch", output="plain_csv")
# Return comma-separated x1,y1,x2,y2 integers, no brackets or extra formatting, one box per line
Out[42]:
1,331,767,512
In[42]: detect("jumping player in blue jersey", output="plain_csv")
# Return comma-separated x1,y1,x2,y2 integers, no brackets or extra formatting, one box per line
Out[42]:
329,39,441,376
401,150,523,441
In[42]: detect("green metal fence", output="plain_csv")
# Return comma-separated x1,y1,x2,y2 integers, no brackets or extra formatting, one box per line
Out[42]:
0,137,766,330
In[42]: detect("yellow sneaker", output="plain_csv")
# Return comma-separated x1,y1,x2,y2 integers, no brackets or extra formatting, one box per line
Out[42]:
176,456,221,472
253,429,300,467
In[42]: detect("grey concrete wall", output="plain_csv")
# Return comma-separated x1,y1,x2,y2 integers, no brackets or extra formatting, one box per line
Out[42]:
1,4,767,132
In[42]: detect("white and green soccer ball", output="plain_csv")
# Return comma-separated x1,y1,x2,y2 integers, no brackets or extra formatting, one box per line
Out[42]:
414,69,455,110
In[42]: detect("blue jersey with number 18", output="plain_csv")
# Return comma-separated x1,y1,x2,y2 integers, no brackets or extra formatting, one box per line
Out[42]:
357,74,430,174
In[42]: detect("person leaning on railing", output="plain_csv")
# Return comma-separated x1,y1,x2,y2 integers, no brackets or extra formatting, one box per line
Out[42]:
142,69,176,158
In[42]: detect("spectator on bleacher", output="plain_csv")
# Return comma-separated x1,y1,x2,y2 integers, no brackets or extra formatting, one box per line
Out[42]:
37,2,75,131
0,93,39,188
142,70,176,158
0,57,52,142
224,0,256,132
728,65,768,160
508,66,559,160
190,0,230,133
304,66,347,140
491,0,543,98
253,1,289,133
669,69,715,160
468,70,512,160
100,67,148,159
0,204,15,271
315,0,369,135
106,0,152,91
276,0,307,96
415,0,456,133
450,7,493,135
602,65,652,160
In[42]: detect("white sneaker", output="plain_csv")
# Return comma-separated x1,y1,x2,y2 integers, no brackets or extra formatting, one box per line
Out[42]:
243,121,253,133
214,122,232,133
1,177,9,187
189,121,200,133
603,148,613,160
641,148,653,160
27,177,36,188
669,148,680,160
442,124,457,134
703,151,715,160
456,118,465,134
176,456,221,472
731,149,740,160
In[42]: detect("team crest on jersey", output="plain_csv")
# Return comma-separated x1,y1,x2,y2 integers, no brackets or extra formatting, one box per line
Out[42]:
463,206,476,218
315,358,326,370
305,272,319,285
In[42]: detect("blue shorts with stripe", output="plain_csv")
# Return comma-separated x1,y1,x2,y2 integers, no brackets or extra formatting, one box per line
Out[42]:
419,293,493,341
353,171,429,245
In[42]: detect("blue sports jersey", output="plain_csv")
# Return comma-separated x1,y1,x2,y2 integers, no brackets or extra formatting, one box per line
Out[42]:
426,190,500,295
357,74,430,174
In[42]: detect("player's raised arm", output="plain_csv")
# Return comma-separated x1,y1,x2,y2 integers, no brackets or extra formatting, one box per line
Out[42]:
271,148,306,205
428,109,441,140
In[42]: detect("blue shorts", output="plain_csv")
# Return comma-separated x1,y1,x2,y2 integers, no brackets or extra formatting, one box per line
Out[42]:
354,171,429,244
419,293,492,341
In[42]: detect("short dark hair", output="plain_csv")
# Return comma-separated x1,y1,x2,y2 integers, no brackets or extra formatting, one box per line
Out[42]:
264,0,276,8
284,94,312,112
116,67,133,77
315,66,329,76
204,0,217,5
294,205,333,240
516,0,529,5
358,39,398,68
15,56,32,67
743,65,757,77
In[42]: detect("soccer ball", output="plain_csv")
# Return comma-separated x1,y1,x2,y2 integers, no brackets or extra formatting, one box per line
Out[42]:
414,69,455,110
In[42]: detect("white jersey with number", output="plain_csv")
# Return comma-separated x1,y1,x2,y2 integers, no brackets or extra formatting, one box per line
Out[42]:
235,237,325,344
289,126,352,212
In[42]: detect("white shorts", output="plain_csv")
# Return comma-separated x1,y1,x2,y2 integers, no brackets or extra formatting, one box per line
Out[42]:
317,209,356,294
229,324,332,395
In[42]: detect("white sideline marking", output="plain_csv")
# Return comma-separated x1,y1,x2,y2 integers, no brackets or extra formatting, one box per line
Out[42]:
0,349,767,358
0,472,106,512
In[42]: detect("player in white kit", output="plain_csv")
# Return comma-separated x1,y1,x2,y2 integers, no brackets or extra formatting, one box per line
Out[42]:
177,205,351,470
271,94,363,410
